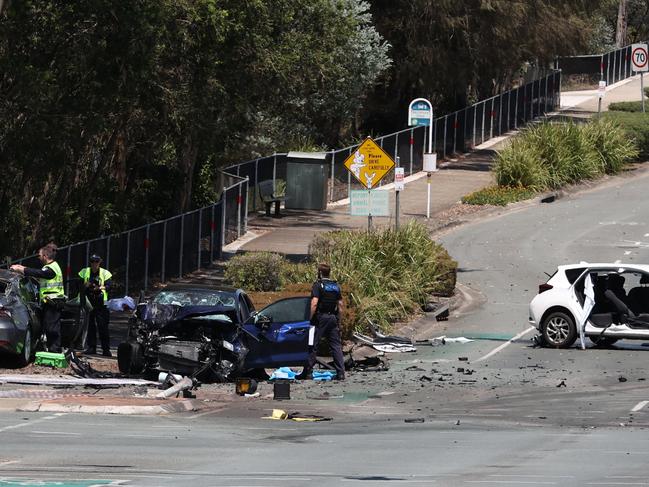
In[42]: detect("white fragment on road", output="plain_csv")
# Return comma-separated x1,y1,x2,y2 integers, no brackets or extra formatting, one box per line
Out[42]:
631,400,649,412
624,251,632,255
0,414,65,434
473,327,535,363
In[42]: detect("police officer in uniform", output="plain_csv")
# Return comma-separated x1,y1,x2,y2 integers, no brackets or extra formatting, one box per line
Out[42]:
300,263,345,380
10,243,65,352
78,254,113,356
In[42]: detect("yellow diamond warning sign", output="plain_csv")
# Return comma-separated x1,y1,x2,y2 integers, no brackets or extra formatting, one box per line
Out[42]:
343,137,396,189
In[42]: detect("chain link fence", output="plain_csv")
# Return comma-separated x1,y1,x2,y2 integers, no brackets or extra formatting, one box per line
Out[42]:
227,70,561,204
558,42,646,88
6,172,248,298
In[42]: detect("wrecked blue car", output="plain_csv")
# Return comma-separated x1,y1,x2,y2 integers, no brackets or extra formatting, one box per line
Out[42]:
117,284,312,381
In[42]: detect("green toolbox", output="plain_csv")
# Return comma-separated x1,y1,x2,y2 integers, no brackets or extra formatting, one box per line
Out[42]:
34,351,68,368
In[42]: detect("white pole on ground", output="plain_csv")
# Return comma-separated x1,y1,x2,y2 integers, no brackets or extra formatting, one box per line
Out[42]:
642,72,646,113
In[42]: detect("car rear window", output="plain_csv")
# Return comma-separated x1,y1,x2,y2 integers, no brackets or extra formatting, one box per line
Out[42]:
565,268,586,284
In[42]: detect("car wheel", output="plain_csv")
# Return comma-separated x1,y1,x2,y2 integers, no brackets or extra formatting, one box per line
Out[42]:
117,341,145,374
590,336,618,347
16,326,33,367
541,311,577,348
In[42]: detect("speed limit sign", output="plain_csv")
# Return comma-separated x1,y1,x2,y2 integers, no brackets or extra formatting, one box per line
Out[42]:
631,43,649,72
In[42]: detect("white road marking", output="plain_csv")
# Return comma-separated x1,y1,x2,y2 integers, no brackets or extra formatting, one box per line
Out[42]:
465,482,556,485
28,431,81,436
0,413,64,434
624,251,632,255
631,400,649,412
0,461,20,466
474,327,535,363
185,408,226,419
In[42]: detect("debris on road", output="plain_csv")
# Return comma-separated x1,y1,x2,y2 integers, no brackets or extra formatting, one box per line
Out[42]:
0,375,157,387
557,380,567,388
263,409,332,421
404,417,425,423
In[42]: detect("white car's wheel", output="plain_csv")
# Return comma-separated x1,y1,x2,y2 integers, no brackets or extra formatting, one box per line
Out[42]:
541,311,576,348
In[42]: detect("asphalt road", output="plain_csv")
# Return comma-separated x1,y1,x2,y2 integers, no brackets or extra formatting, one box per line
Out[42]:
2,168,649,486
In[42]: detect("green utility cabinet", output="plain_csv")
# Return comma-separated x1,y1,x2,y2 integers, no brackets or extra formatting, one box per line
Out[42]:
285,152,328,210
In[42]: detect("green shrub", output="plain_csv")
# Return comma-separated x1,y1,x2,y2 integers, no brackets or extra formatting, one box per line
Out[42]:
601,111,649,160
494,137,549,190
582,118,639,173
462,186,536,206
309,221,457,331
224,251,285,291
608,101,645,112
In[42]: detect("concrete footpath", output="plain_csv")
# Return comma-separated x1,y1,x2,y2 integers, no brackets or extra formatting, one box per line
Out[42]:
1,75,642,416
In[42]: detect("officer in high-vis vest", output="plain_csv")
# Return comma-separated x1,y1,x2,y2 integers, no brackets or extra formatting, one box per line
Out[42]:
299,263,345,380
10,243,64,353
78,254,113,357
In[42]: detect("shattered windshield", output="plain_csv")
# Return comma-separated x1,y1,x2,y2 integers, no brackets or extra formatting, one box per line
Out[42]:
153,289,236,308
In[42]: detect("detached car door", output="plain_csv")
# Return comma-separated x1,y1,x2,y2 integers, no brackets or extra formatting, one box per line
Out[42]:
243,296,312,369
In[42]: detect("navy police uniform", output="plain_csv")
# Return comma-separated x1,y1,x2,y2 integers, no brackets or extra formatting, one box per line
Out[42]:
305,278,345,379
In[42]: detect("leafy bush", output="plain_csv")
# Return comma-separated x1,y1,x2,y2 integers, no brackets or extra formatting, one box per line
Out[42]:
462,186,536,206
494,120,638,192
309,221,457,332
608,101,645,112
601,111,649,160
224,252,285,292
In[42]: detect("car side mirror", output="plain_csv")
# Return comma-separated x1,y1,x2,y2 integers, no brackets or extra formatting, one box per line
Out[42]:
255,313,272,328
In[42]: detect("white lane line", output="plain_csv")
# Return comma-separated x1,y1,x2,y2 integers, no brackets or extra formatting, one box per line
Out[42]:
465,482,556,485
474,327,535,363
631,400,649,412
0,461,20,466
625,251,632,255
28,431,81,436
0,413,65,433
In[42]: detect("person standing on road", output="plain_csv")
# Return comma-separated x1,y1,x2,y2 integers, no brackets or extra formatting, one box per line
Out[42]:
300,263,345,380
78,254,113,357
10,243,65,353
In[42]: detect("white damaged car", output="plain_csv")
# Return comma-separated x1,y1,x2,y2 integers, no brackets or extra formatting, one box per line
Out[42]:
529,263,649,348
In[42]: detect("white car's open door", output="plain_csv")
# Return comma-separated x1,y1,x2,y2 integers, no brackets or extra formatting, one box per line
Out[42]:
572,272,595,349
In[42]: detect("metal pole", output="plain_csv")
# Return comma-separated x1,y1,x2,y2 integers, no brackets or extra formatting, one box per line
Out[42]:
179,214,184,278
161,220,167,283
254,159,259,212
426,172,431,219
144,225,150,292
522,85,527,122
66,246,71,296
237,184,242,238
613,48,617,84
642,72,646,113
210,205,215,264
489,98,495,140
409,128,414,175
272,154,277,192
506,91,511,130
453,113,458,154
600,54,604,82
395,156,400,231
221,187,227,249
330,150,335,202
198,208,203,271
125,231,131,296
544,75,549,114
481,102,486,144
244,176,249,234
514,88,519,129
442,116,447,158
472,103,477,147
367,190,372,232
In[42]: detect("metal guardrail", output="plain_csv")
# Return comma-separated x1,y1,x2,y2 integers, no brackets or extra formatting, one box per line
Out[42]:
226,70,561,203
7,172,249,297
558,42,648,86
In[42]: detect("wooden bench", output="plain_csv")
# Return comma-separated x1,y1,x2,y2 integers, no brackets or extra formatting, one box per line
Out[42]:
258,180,285,217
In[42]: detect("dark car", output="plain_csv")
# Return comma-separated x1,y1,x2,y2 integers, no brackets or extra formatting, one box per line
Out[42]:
0,270,43,366
117,284,312,381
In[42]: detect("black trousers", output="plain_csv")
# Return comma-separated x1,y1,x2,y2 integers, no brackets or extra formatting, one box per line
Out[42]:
87,306,110,352
42,303,61,353
306,313,345,378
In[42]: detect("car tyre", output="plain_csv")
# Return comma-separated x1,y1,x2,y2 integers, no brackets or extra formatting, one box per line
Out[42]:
541,311,577,348
16,326,33,367
117,341,145,374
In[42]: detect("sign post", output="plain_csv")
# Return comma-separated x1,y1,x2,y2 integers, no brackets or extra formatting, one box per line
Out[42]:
394,158,404,231
631,43,649,113
408,98,437,219
597,80,606,115
344,137,396,231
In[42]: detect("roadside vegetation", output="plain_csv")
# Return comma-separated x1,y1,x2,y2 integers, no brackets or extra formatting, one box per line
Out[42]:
463,119,639,206
225,221,456,336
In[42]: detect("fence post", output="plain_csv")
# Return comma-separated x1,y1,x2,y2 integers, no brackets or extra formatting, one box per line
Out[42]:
514,88,519,129
612,49,617,84
409,128,414,175
125,230,131,296
237,184,242,238
481,102,486,144
490,98,495,140
244,177,249,234
530,82,534,120
442,115,448,158
453,112,458,154
144,224,150,292
221,187,227,249
161,220,167,284
544,75,549,113
272,154,277,193
472,103,477,148
506,91,511,131
254,158,259,212
198,208,203,271
179,213,184,278
210,205,215,264
66,246,71,296
329,150,335,202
